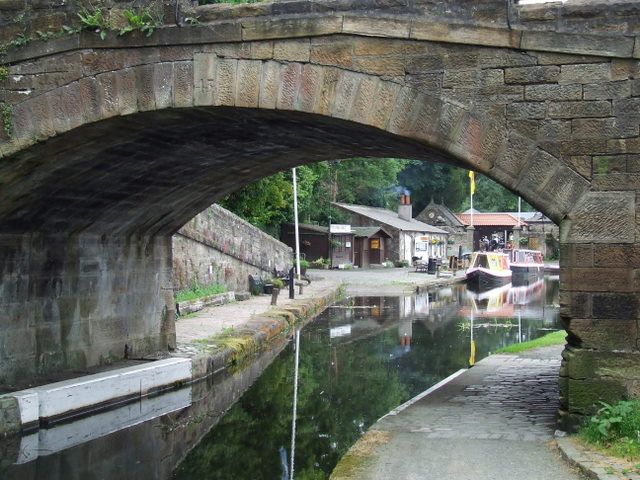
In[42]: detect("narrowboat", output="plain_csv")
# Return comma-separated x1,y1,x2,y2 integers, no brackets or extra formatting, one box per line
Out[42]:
508,249,544,285
465,251,512,291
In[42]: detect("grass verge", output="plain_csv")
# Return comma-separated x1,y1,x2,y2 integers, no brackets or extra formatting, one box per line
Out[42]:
576,400,640,470
494,330,566,354
175,283,227,303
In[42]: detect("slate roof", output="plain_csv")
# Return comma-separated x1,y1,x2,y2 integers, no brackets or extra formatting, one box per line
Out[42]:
455,212,526,227
333,203,447,234
352,226,392,238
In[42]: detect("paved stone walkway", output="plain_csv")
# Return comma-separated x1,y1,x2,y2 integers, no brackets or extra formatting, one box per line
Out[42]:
332,345,588,480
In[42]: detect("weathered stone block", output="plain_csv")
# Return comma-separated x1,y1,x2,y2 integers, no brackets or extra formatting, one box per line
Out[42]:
521,31,634,58
273,39,310,63
276,62,302,111
593,155,626,174
565,378,627,415
364,80,400,131
331,70,361,120
344,15,410,39
572,118,634,140
607,137,640,154
504,65,560,84
173,61,194,108
563,191,636,244
592,173,640,191
310,40,354,68
592,293,639,320
235,59,261,108
560,243,594,268
351,76,383,126
559,290,592,319
354,37,414,56
250,40,274,60
613,97,640,116
506,102,547,120
297,63,323,113
625,154,640,172
241,16,341,41
353,56,405,76
548,100,611,119
410,19,519,48
525,84,582,101
564,267,638,293
567,155,592,179
258,60,280,110
213,58,237,107
559,63,612,85
583,80,632,100
561,139,607,156
565,318,637,351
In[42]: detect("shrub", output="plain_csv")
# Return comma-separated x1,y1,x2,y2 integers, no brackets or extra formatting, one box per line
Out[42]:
578,400,640,461
175,282,227,302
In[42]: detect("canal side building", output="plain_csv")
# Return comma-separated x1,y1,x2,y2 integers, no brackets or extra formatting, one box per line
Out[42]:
332,196,448,265
416,200,559,257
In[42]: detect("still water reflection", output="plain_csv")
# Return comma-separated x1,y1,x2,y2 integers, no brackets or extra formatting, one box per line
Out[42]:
1,278,560,480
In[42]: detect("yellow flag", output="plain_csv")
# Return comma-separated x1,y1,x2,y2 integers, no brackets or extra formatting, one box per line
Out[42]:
469,340,476,366
469,171,476,195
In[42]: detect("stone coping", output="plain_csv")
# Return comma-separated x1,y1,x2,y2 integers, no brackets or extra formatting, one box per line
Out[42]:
0,285,342,437
557,436,640,480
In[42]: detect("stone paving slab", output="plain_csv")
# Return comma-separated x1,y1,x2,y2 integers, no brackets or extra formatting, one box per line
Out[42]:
331,346,589,480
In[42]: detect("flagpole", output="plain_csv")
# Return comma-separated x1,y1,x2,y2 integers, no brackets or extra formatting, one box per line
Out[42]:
292,168,301,280
469,171,475,227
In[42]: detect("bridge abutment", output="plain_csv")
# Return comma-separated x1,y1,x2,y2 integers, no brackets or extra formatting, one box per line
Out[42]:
0,233,175,389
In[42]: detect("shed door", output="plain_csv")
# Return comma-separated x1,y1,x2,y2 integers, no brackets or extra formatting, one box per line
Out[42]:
332,235,351,265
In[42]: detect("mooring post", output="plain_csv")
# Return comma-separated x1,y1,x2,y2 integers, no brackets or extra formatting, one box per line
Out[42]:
289,267,295,299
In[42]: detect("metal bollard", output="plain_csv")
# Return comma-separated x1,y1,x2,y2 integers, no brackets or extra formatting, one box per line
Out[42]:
289,267,295,299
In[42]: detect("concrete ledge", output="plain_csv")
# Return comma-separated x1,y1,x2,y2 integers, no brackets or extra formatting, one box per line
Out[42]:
556,436,640,480
177,291,236,315
0,357,192,432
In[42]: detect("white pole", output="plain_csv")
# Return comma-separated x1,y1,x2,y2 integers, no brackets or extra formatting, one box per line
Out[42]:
292,168,301,280
290,329,301,480
518,196,522,226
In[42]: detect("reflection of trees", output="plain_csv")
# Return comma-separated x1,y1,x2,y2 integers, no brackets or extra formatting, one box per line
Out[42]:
174,320,408,480
175,282,561,480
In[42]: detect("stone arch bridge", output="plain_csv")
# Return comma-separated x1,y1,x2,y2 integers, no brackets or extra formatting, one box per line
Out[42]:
1,0,639,425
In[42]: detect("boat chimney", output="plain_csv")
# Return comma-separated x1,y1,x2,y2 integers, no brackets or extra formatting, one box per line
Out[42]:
398,194,412,221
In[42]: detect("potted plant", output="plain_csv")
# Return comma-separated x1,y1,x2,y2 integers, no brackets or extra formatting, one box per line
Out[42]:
270,278,284,305
297,258,309,275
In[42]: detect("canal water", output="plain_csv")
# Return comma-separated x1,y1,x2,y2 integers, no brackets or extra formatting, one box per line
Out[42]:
1,278,560,480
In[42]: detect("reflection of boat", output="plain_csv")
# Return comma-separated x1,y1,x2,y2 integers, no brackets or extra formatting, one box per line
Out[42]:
462,283,514,318
507,249,544,285
465,251,512,291
508,278,544,306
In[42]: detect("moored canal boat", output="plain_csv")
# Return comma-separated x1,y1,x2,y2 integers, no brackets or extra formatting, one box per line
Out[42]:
465,251,512,291
507,249,544,285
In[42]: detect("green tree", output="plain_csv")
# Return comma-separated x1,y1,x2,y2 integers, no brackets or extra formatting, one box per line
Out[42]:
459,174,534,212
397,161,468,213
218,172,292,236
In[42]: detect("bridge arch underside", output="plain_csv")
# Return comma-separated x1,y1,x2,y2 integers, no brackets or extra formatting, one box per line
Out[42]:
1,33,639,426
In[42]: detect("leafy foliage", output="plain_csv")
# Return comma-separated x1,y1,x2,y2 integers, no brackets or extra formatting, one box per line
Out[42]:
578,400,640,461
119,8,161,37
219,172,293,236
221,157,536,235
175,282,227,303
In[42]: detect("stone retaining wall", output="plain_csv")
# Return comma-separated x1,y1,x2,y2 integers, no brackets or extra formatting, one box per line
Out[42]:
172,204,293,293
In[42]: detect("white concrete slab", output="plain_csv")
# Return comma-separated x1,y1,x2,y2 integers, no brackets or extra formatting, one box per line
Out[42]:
16,386,192,464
